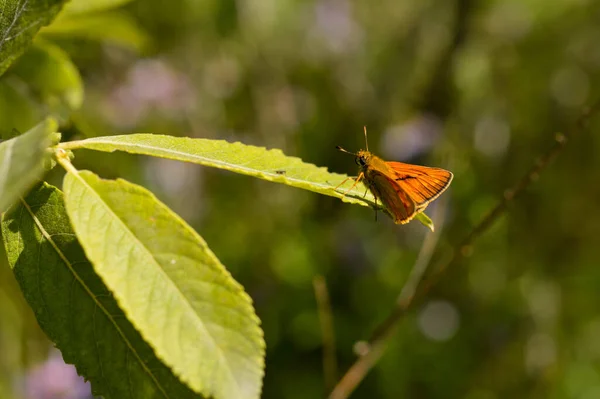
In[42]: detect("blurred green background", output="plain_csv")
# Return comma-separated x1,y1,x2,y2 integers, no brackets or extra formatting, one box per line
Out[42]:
3,0,600,398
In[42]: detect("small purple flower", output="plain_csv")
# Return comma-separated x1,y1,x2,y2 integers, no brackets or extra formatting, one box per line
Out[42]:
21,350,92,399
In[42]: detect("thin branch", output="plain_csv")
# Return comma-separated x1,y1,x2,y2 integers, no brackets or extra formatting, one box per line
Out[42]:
329,340,387,399
370,99,600,344
329,99,600,398
314,275,338,394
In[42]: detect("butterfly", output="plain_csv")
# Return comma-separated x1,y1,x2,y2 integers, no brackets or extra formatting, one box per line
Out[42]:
335,127,453,224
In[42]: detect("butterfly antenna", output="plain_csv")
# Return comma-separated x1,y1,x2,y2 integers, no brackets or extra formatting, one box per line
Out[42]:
335,145,357,156
363,126,369,151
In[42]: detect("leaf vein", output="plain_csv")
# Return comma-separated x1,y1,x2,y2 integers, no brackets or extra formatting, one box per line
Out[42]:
18,192,173,399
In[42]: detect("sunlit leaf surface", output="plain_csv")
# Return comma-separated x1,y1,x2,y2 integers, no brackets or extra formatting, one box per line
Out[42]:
61,134,436,229
0,118,56,212
63,170,265,399
2,183,201,399
0,0,68,76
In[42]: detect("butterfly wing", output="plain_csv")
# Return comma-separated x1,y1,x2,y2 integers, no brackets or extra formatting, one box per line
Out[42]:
366,170,417,224
386,162,453,210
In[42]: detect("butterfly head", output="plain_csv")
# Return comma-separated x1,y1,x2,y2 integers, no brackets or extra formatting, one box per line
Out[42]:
355,150,372,167
336,126,373,168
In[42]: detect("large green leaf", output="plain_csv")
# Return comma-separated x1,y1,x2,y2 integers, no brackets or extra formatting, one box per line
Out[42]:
0,118,56,213
1,183,201,399
62,170,265,399
60,134,435,228
0,0,68,76
61,134,378,205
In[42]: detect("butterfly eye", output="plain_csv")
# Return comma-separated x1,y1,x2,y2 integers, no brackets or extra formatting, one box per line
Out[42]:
354,157,361,166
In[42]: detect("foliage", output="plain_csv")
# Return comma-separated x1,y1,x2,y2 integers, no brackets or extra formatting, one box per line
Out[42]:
59,133,432,225
2,0,600,399
2,182,201,399
0,119,56,212
0,0,67,76
0,1,431,398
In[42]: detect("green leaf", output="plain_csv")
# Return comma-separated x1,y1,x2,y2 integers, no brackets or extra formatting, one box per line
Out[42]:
1,183,201,399
62,170,265,399
62,134,377,204
0,118,56,213
0,0,68,76
61,134,436,228
415,212,435,232
41,11,149,51
10,38,83,118
0,38,82,137
59,0,135,16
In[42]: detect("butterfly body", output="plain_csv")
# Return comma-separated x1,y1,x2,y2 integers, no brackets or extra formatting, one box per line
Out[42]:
336,129,453,225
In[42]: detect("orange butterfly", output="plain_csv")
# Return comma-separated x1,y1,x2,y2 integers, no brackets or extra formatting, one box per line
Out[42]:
335,127,453,224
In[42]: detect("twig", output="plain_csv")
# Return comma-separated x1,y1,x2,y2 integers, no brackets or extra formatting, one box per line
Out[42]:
329,339,387,399
314,275,338,394
370,99,600,344
329,99,600,398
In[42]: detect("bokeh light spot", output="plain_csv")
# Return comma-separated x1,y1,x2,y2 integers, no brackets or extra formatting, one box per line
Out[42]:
418,300,460,342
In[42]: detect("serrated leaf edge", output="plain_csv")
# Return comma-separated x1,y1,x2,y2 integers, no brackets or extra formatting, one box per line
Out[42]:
59,135,435,229
64,167,264,399
16,193,173,399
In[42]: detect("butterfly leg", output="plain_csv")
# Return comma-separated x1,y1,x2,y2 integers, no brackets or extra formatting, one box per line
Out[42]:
332,177,353,192
333,173,364,199
339,173,364,199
